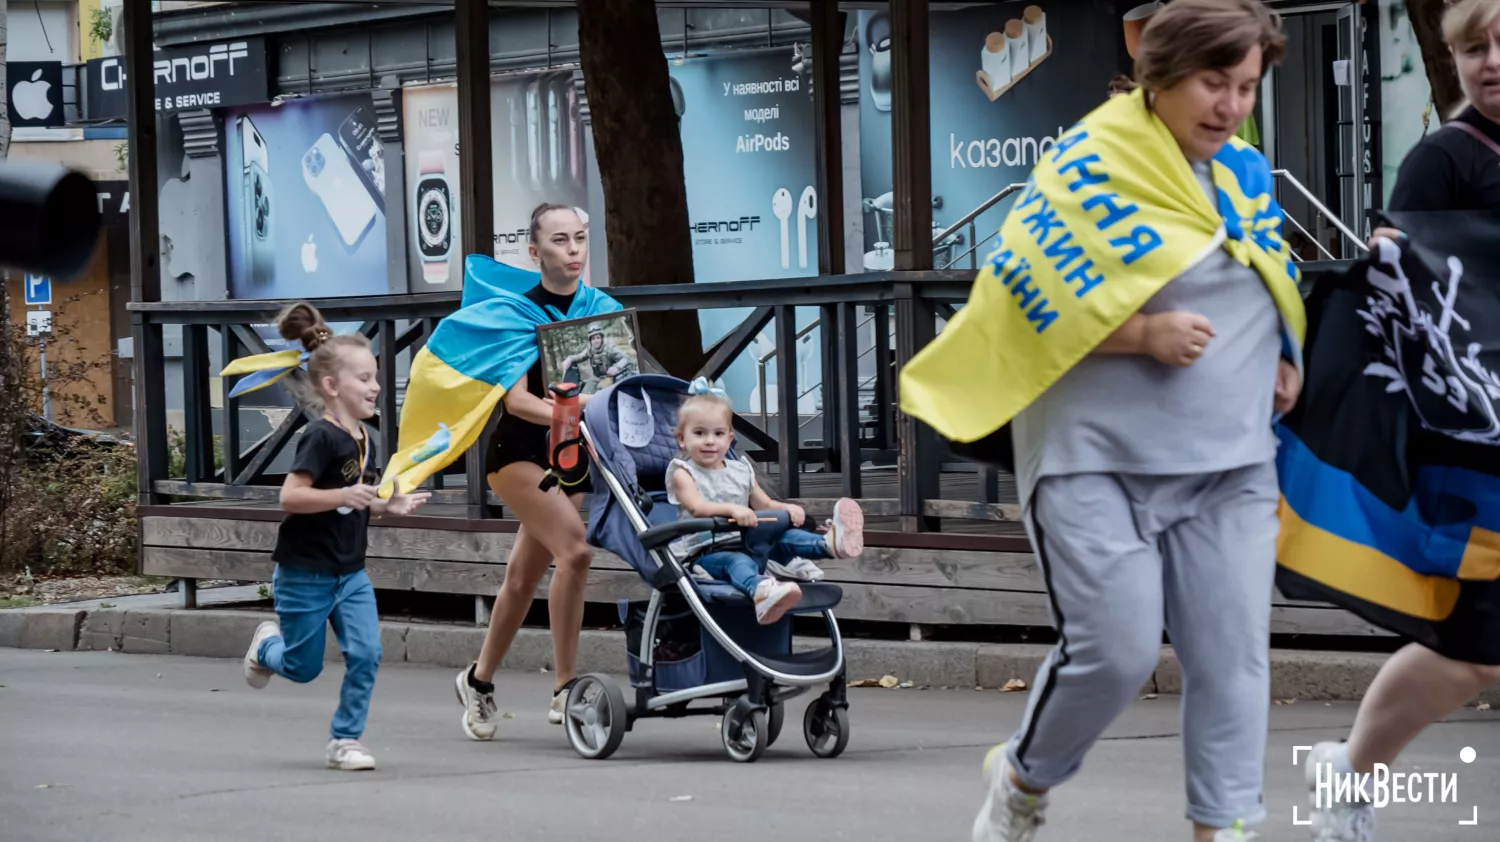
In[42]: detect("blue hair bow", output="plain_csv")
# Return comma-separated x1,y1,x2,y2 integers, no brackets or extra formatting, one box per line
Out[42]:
687,377,728,399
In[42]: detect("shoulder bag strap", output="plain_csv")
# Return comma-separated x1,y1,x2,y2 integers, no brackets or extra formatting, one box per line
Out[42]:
1447,119,1500,161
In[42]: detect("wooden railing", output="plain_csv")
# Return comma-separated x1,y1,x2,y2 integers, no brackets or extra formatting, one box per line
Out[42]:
127,270,1020,533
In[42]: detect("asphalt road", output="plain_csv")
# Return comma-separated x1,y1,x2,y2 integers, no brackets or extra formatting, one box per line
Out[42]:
2,649,1496,841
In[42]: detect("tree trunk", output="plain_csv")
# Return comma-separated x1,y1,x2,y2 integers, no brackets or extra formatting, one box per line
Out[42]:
0,4,10,160
1408,0,1465,122
576,0,705,379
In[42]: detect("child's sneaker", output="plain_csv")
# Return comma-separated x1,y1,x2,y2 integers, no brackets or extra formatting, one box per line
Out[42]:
1304,741,1376,841
824,497,864,559
243,620,279,689
454,663,498,741
767,557,825,582
973,743,1047,842
326,738,376,771
753,577,802,624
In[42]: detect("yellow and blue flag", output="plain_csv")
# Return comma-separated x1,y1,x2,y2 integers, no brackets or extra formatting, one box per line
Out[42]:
1275,210,1500,665
897,88,1305,446
376,255,622,497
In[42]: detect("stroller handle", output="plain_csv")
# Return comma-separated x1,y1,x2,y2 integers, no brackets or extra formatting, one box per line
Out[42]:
637,510,789,552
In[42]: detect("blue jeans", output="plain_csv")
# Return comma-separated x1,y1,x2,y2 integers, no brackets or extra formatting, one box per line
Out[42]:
258,565,382,740
695,528,831,596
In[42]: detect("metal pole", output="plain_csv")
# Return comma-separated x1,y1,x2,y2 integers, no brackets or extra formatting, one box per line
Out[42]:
38,333,51,421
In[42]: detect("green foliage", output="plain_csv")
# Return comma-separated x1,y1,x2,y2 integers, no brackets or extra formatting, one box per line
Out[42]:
4,441,137,574
88,7,114,46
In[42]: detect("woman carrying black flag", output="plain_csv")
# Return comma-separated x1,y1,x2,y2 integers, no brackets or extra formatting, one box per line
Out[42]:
1300,2,1500,840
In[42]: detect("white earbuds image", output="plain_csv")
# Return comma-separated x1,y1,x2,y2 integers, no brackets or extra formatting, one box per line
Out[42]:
797,186,817,269
772,187,793,269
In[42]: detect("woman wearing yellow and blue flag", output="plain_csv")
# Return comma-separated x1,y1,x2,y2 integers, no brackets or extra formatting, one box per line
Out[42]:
897,1,1305,840
372,203,623,740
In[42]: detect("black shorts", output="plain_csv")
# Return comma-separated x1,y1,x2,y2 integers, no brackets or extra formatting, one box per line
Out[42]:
486,418,594,494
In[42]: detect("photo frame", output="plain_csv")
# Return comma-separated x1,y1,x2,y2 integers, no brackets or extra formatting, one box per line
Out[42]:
536,309,644,395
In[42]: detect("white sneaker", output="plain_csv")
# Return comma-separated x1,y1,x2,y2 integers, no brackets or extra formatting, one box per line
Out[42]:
326,738,376,771
753,577,802,625
243,620,279,689
454,664,498,741
767,557,825,582
548,678,579,725
973,743,1047,842
1304,742,1376,841
824,497,864,558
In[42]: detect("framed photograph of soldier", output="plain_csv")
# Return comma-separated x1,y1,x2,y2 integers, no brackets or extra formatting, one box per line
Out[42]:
536,309,643,395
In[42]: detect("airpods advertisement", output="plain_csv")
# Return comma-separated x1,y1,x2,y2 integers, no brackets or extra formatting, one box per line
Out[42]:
670,47,821,417
224,93,389,300
856,4,1131,271
400,72,589,290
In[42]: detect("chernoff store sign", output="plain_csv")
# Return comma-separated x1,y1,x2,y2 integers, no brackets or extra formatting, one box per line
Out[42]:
84,38,269,119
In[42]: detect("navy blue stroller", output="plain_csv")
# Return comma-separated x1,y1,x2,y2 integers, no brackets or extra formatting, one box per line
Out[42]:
564,374,850,763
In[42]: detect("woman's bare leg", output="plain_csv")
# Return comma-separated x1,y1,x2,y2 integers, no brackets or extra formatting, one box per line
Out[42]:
472,462,591,689
1346,643,1500,772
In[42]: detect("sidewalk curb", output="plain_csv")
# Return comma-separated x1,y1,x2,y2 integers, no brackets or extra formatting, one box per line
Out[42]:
6,605,1498,705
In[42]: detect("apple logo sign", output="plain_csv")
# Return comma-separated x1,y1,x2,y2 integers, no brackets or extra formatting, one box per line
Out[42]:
301,234,319,273
13,69,56,122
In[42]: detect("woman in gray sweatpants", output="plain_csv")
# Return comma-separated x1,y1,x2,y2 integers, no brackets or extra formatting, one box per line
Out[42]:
970,2,1301,842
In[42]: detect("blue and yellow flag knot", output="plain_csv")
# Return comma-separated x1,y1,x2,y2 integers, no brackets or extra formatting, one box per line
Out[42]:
898,88,1305,444
219,349,309,399
375,255,623,498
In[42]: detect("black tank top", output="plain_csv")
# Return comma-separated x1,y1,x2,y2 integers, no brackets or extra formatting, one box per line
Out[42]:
486,283,577,472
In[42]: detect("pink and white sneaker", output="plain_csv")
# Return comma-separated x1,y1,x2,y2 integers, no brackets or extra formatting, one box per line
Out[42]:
753,577,802,625
824,498,864,559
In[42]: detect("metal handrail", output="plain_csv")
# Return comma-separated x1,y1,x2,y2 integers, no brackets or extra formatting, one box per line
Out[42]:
756,313,879,427
1271,168,1369,255
933,183,1029,246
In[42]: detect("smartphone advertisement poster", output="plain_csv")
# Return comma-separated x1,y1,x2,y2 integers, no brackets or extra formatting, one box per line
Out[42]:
856,4,1128,271
224,93,389,300
401,71,590,289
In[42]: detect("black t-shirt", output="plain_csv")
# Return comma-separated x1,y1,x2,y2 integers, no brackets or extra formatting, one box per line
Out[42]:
1388,107,1500,212
273,419,376,575
487,283,577,472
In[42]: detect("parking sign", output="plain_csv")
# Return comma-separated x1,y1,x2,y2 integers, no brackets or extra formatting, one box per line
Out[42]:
24,274,51,306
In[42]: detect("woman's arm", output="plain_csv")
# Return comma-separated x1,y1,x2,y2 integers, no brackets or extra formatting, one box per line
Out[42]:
501,371,556,426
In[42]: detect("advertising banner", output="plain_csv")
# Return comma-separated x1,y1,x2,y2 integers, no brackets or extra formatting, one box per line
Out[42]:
856,3,1132,270
223,93,389,300
400,71,590,290
670,47,821,415
85,38,270,120
6,61,65,128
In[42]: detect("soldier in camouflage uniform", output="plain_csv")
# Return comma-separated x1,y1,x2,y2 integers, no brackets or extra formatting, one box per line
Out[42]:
559,322,636,394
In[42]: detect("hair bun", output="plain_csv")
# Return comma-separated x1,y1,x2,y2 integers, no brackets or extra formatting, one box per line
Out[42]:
301,325,333,351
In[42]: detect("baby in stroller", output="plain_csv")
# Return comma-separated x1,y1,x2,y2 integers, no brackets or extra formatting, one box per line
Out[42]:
666,378,865,625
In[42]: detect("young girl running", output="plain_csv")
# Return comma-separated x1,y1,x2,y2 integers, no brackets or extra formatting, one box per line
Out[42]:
667,379,864,624
241,302,429,771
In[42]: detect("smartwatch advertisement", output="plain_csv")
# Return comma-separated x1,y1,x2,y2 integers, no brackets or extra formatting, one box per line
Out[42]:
401,70,589,290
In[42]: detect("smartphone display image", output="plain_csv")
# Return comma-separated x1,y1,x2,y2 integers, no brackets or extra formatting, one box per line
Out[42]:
337,106,386,212
303,132,379,250
239,116,276,289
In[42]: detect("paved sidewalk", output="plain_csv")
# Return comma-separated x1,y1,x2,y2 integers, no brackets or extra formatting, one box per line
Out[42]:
2,649,1496,841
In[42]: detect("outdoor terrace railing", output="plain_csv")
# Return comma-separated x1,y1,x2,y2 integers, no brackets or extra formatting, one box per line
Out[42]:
128,270,1019,533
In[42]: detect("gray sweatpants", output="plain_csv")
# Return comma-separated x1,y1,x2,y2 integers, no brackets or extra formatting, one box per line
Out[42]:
1003,462,1278,828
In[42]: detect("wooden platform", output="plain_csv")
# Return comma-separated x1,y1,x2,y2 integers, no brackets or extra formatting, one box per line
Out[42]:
140,504,1390,639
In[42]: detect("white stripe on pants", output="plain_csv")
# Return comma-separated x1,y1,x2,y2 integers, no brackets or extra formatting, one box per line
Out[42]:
1003,462,1278,828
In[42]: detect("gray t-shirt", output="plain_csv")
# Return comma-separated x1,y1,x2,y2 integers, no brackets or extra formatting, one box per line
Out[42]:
1010,160,1282,505
666,456,758,559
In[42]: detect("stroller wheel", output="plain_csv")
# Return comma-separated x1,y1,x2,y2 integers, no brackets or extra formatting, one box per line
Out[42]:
721,701,769,763
562,674,628,760
803,697,850,759
766,703,785,747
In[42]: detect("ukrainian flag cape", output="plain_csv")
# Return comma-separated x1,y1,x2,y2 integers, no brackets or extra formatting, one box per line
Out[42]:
898,89,1306,444
376,255,622,497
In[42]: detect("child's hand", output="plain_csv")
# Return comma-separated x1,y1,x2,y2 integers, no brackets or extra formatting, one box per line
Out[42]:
783,503,806,527
341,484,378,511
728,506,759,528
387,483,432,517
